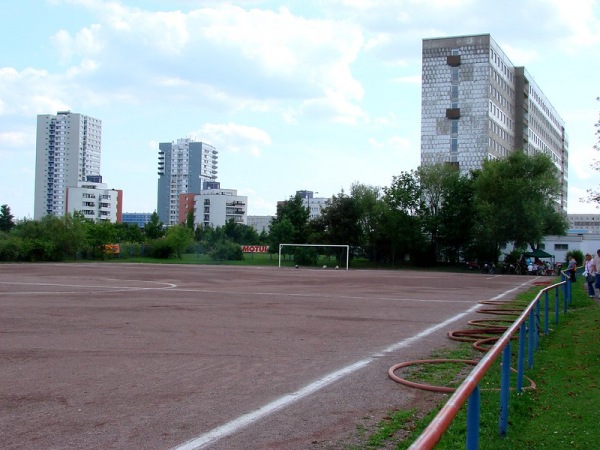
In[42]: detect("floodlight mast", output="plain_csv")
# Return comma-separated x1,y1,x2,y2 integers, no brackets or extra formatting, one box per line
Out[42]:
278,244,350,270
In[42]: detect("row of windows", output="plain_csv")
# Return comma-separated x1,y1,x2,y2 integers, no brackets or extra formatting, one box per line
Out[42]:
489,84,514,115
488,137,509,157
489,119,512,144
572,221,600,227
489,101,514,131
489,48,514,83
529,86,562,130
528,102,564,151
489,67,514,98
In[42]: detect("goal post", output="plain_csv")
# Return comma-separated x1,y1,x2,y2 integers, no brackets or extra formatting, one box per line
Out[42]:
278,244,350,270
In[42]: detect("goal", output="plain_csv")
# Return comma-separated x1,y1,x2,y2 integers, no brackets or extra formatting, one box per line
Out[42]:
278,244,350,270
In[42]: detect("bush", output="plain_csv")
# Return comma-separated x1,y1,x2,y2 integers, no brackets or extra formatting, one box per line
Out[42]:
566,249,584,267
146,239,174,259
209,240,243,261
0,234,23,261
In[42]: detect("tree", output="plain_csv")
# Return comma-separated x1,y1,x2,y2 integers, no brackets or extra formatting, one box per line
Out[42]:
349,183,384,261
417,163,461,260
268,217,295,257
473,151,567,261
587,97,600,205
186,210,195,231
144,212,165,240
437,173,476,263
166,224,194,259
273,194,310,244
222,219,259,244
382,171,425,264
87,220,118,260
315,188,362,252
0,204,15,232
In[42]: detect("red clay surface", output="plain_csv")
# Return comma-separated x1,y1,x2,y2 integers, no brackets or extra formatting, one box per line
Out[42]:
0,263,540,449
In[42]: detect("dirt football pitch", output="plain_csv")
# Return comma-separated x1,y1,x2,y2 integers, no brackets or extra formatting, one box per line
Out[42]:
0,263,539,449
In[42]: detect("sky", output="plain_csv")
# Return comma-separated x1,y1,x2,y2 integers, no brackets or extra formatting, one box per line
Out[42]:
1,0,599,221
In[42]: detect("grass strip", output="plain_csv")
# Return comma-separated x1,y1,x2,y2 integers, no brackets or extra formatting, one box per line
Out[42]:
356,280,600,449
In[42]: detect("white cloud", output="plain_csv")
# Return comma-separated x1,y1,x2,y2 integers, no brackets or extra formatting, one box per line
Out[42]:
40,2,365,119
544,0,600,52
0,131,33,147
392,75,421,84
192,123,271,157
299,93,368,125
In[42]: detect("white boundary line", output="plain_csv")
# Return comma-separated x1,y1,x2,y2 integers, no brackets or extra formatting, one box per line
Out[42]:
172,281,531,450
0,280,177,295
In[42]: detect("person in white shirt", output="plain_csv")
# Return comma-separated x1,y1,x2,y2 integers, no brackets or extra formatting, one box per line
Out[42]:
592,249,600,299
584,253,595,298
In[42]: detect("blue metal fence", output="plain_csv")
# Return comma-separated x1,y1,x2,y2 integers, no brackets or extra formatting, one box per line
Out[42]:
408,274,571,449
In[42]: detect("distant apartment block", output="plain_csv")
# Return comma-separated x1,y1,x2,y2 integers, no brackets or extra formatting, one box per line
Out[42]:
277,190,329,221
296,190,329,220
421,34,568,210
567,214,600,234
179,183,247,228
66,177,122,223
157,138,218,226
247,216,273,234
34,111,102,219
122,213,153,228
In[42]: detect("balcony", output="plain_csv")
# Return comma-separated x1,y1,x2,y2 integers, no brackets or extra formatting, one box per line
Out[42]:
447,55,461,67
446,108,461,119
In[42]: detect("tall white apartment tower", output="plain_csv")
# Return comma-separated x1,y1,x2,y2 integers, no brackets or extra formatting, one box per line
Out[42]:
420,34,568,211
157,138,218,226
34,111,102,219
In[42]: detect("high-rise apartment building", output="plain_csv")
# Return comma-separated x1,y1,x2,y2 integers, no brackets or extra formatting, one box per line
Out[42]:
157,138,218,226
34,111,102,219
421,34,568,210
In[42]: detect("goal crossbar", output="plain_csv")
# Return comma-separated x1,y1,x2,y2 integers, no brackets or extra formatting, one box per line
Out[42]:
278,244,349,270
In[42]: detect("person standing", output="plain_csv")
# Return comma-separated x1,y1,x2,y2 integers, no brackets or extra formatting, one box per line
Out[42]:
592,249,600,299
567,256,577,282
584,253,595,298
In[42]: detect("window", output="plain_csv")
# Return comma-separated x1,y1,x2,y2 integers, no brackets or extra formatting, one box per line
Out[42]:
554,244,568,251
451,120,458,134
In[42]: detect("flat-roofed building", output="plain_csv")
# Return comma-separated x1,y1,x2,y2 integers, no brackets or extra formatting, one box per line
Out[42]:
421,34,568,211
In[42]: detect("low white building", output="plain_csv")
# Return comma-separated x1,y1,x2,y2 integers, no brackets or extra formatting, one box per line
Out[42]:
66,180,122,223
247,216,273,234
542,234,600,264
192,188,247,228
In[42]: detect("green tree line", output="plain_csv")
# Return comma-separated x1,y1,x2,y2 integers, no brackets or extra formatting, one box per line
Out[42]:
270,152,568,266
0,152,569,265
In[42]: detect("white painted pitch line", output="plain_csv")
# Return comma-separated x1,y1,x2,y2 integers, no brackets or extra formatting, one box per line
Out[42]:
172,280,531,450
0,281,177,290
0,281,178,296
162,287,478,304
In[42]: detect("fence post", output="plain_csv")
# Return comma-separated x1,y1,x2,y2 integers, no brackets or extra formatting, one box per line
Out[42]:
555,284,560,324
466,385,481,450
517,322,526,392
534,301,540,350
544,291,550,334
499,343,511,436
528,311,535,369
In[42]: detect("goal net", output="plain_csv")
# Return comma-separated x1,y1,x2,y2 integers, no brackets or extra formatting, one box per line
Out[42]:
278,244,350,270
